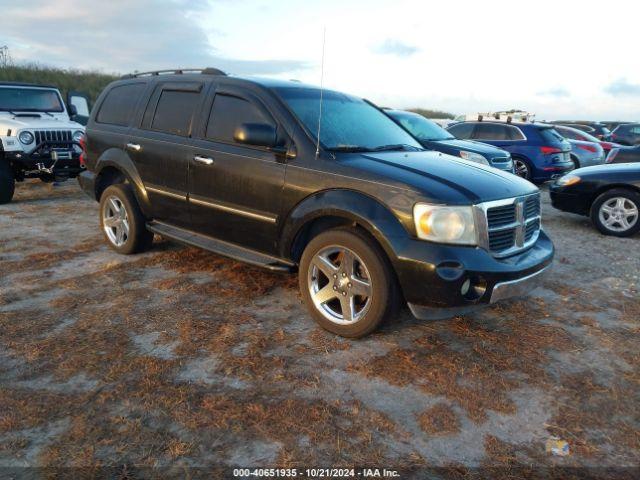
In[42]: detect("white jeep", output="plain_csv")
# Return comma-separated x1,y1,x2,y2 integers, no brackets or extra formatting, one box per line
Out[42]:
0,82,88,204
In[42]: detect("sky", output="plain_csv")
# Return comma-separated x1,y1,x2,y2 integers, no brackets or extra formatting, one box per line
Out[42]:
2,0,638,120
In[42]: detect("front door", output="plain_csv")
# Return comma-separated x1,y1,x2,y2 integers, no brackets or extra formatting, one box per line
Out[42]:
128,81,205,227
188,88,287,254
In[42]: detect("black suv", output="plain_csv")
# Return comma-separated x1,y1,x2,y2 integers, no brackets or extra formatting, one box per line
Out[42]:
611,123,640,146
79,68,554,337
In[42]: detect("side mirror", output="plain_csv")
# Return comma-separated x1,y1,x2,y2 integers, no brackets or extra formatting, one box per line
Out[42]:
234,123,277,148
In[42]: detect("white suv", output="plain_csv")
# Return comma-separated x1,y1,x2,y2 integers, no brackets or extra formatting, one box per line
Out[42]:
0,82,87,203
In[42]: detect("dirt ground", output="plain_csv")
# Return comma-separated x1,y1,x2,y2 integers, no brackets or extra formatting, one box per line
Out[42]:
0,180,638,479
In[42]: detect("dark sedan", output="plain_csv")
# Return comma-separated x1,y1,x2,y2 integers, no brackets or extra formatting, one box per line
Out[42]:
607,145,640,164
550,163,640,237
384,109,514,173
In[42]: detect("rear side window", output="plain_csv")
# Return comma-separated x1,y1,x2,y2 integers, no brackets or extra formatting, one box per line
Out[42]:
206,94,273,144
151,90,201,136
96,83,146,126
447,123,475,139
631,126,640,134
473,123,512,140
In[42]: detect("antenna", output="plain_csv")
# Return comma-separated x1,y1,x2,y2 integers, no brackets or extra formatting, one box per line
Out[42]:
315,27,326,158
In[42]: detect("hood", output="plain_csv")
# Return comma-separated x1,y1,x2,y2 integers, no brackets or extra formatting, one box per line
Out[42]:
574,162,640,177
426,138,510,158
0,112,84,133
339,150,537,205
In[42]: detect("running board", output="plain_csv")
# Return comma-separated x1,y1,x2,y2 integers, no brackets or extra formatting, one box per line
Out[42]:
147,221,295,272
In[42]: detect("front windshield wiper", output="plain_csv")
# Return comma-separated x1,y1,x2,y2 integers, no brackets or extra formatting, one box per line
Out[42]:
370,144,423,152
328,145,370,153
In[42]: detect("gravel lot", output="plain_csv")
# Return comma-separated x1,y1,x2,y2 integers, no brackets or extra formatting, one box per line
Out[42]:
1,180,638,478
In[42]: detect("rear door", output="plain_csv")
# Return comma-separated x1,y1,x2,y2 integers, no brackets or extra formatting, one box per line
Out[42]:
188,86,287,254
127,81,205,227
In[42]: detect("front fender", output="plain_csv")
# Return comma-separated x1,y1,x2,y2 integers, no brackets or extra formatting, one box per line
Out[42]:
95,148,151,215
279,189,411,262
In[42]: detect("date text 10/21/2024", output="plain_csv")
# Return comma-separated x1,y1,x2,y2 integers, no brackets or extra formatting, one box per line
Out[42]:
232,468,401,478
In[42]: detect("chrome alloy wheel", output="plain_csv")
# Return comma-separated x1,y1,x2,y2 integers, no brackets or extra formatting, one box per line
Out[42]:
599,197,639,233
102,195,130,247
514,159,530,179
307,246,372,325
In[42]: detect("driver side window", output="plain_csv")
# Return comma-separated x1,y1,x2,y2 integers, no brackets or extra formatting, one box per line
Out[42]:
206,94,274,145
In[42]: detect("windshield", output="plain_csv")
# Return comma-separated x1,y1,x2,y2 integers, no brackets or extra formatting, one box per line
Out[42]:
388,111,455,141
0,87,64,112
274,87,422,151
557,126,600,143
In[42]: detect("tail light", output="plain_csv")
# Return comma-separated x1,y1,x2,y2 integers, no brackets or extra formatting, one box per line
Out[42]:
577,144,598,153
540,146,562,155
79,135,86,167
600,142,613,151
606,149,619,163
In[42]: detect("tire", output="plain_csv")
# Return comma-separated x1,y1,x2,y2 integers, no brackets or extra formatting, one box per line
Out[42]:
571,155,580,169
513,157,532,181
590,188,640,237
298,227,399,338
99,183,154,254
0,160,15,205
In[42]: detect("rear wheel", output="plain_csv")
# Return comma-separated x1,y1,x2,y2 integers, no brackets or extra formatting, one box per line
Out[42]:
513,157,532,180
99,184,154,254
299,228,398,338
0,160,15,205
591,188,640,237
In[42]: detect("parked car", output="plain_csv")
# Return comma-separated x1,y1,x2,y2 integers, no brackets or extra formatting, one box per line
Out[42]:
610,123,640,146
79,68,554,338
549,121,612,141
554,125,621,157
601,121,629,132
550,164,640,237
607,145,640,164
384,109,514,173
0,82,87,204
446,120,573,182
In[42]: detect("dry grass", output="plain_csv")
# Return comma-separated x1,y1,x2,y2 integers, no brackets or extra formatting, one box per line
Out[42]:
418,403,460,436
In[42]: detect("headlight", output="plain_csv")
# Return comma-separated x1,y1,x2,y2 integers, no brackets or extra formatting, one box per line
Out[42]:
414,203,477,245
459,151,489,165
72,130,84,142
18,131,34,145
556,174,581,187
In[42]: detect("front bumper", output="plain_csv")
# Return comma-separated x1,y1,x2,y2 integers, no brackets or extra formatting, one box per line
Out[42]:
549,185,589,216
392,230,554,319
6,148,84,179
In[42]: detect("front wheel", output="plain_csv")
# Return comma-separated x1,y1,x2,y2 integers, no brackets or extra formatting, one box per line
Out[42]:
0,160,15,204
299,228,398,338
591,189,640,237
99,184,154,254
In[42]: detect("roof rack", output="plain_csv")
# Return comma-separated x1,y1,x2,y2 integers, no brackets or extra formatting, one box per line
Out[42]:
464,110,536,124
120,68,226,79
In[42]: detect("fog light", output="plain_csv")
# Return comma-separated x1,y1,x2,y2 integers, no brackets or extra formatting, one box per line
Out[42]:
463,276,487,301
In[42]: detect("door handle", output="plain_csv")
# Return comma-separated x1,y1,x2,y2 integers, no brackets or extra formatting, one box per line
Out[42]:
193,155,214,165
126,143,141,152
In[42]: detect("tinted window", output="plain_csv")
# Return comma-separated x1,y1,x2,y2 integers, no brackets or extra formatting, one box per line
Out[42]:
473,123,509,140
630,126,640,134
571,125,595,133
539,127,566,144
275,87,421,151
556,126,580,140
150,90,201,136
0,87,63,113
447,123,475,139
388,111,454,141
206,94,272,143
96,83,146,126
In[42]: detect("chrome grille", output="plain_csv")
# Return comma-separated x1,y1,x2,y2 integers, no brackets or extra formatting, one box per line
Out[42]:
479,193,541,257
34,130,73,146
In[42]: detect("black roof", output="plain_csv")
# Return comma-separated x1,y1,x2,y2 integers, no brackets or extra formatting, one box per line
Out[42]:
0,81,59,89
